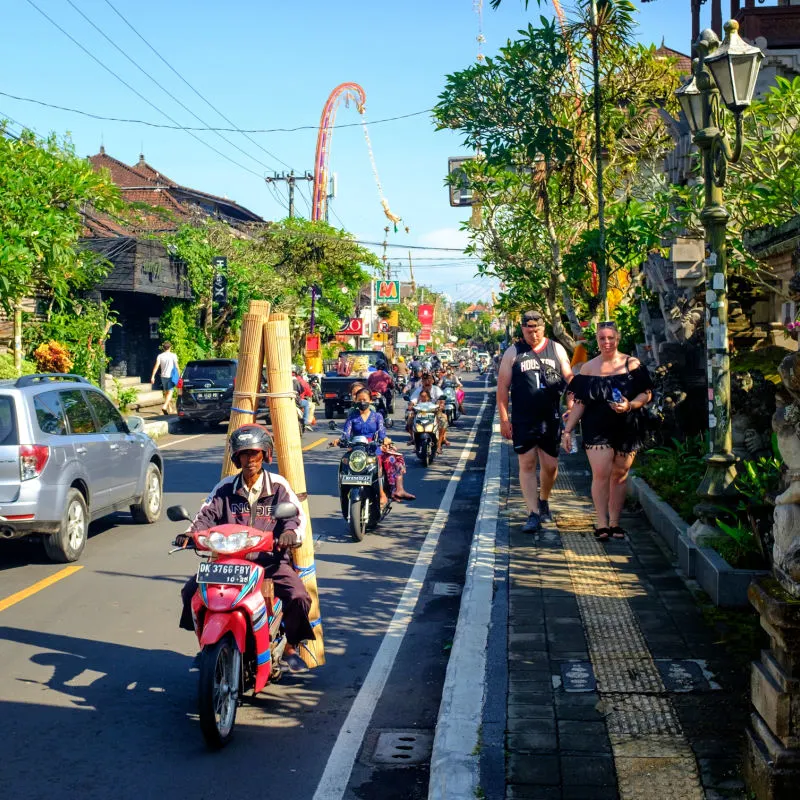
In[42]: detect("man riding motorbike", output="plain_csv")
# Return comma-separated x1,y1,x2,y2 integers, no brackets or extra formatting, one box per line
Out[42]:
367,359,394,414
177,424,314,673
406,373,443,443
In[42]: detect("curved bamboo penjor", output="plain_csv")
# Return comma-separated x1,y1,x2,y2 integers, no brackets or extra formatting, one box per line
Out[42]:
312,82,401,226
264,313,325,667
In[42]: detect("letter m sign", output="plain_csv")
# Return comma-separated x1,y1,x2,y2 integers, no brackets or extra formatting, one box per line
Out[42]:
375,280,400,304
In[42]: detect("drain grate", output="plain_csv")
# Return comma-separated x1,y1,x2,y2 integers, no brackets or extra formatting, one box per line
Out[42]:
432,582,462,596
371,729,434,765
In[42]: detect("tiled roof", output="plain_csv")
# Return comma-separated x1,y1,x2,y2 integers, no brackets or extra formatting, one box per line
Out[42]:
654,44,692,76
132,155,178,187
88,148,153,188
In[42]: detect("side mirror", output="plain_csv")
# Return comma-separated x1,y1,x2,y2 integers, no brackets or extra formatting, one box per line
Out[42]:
125,415,145,434
167,505,192,522
273,501,298,520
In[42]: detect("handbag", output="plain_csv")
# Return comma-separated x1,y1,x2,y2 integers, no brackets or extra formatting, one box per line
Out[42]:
169,364,180,389
529,351,567,394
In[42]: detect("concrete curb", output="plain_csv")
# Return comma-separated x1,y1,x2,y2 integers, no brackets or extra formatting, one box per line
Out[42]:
428,407,501,800
627,474,689,554
143,420,169,440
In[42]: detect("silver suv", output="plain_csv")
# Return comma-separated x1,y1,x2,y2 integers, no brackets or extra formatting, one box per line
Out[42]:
0,373,164,562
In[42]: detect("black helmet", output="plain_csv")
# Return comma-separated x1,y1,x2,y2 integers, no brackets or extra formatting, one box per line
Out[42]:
230,424,273,467
376,359,388,371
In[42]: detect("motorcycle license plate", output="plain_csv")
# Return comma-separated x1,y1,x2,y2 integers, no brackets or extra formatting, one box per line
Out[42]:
341,474,372,486
197,562,252,585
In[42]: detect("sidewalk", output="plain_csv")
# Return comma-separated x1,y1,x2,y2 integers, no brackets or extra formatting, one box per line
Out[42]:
490,442,754,800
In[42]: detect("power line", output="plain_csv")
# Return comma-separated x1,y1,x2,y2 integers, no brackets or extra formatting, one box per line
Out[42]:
23,0,265,180
62,0,277,173
100,0,294,170
0,90,431,133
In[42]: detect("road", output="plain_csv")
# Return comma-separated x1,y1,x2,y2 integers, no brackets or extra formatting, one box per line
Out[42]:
0,378,493,800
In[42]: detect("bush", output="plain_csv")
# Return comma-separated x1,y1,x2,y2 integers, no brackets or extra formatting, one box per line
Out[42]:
158,299,209,368
33,341,73,373
0,353,36,379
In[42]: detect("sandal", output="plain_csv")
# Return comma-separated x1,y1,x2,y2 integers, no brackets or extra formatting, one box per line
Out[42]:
593,527,610,541
609,525,626,540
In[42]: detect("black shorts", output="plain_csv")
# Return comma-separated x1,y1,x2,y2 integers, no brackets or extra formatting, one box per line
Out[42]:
512,414,561,458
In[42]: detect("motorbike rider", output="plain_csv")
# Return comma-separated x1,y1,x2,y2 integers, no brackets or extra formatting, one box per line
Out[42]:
292,365,314,431
444,367,466,414
177,424,314,673
367,359,394,412
395,355,409,379
406,367,424,396
406,373,443,443
339,388,415,502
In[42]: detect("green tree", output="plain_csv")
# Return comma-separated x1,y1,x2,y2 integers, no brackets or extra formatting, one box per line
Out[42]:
0,126,119,372
434,10,679,347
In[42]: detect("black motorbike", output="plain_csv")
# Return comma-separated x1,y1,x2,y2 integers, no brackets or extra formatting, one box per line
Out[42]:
441,383,460,425
412,401,438,467
335,434,391,541
308,374,323,405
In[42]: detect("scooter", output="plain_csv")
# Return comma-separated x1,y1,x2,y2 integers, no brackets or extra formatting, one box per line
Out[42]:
413,401,438,467
167,502,299,750
332,431,391,541
442,384,460,425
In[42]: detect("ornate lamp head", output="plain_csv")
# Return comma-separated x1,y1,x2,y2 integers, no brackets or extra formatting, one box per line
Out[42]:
704,20,764,114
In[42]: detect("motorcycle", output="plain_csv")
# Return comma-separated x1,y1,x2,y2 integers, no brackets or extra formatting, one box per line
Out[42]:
333,432,391,541
413,401,438,467
441,384,460,425
166,502,299,749
371,391,391,425
307,374,323,405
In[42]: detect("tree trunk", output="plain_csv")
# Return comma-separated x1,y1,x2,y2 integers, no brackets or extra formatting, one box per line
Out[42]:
13,301,23,376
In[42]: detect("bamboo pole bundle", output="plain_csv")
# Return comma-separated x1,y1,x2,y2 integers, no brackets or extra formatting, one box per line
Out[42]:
220,306,270,479
264,312,325,667
248,299,272,316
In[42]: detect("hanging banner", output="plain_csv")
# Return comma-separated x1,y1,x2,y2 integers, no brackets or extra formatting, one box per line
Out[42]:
418,329,432,341
305,334,321,353
418,304,434,326
375,280,401,304
388,310,399,327
339,318,364,336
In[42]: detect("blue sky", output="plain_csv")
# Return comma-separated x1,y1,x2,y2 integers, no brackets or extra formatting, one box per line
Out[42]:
2,1,710,302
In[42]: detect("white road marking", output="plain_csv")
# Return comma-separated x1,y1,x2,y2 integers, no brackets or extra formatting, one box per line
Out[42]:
158,434,203,449
312,385,491,800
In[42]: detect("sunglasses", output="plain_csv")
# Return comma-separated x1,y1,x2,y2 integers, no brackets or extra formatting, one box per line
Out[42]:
597,321,618,330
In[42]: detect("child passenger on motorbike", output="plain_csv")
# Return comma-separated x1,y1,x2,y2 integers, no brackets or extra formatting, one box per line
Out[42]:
341,388,415,503
176,424,314,673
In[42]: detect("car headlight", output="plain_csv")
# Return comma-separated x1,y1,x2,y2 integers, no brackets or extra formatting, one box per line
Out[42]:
204,530,261,553
349,449,368,473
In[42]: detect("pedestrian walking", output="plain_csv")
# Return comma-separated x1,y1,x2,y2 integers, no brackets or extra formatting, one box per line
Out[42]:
150,341,179,415
497,311,573,532
561,321,654,541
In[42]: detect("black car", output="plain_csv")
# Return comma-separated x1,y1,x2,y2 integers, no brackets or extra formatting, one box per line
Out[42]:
177,359,268,428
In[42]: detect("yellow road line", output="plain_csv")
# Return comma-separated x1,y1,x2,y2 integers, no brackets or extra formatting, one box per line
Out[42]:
0,566,83,613
302,437,329,452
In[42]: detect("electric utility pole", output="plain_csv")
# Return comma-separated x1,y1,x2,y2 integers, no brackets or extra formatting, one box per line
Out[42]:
265,171,313,218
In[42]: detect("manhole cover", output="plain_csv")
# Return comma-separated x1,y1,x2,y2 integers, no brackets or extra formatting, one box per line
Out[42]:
371,729,434,765
560,661,597,693
432,582,462,596
655,659,719,692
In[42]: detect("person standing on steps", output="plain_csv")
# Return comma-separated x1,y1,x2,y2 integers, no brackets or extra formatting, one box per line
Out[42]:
497,311,573,533
150,341,179,415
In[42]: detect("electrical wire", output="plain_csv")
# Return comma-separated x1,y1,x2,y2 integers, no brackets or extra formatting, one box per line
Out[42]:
99,0,295,170
0,89,432,133
62,0,277,173
23,0,265,180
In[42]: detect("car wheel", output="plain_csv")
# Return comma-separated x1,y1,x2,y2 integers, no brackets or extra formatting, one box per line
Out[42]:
130,462,163,524
43,488,88,563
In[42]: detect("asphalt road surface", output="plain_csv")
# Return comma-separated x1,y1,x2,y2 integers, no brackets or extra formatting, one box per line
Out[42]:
0,377,493,800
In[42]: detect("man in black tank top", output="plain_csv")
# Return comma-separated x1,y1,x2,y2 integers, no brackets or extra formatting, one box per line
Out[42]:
497,311,573,532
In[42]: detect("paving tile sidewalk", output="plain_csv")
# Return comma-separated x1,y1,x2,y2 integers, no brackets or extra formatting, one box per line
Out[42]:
494,439,752,800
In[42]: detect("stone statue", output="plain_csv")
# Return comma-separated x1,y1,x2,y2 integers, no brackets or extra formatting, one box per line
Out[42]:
772,350,800,595
731,371,776,460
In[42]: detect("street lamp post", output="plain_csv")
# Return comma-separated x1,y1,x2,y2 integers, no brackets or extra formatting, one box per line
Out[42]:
674,20,763,504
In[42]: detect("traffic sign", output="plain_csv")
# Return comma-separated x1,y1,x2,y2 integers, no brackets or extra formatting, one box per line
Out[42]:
339,318,364,336
379,320,390,333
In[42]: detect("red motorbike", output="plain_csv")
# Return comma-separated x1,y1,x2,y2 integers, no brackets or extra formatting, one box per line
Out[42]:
167,502,298,749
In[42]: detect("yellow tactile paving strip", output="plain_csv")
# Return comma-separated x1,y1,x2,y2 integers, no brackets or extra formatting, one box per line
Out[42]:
551,474,705,799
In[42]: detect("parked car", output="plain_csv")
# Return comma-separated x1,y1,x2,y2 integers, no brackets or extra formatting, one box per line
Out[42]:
0,373,164,562
177,359,267,428
321,350,386,419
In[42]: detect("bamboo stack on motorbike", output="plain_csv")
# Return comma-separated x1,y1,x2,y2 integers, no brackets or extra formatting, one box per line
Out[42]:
264,313,325,670
221,302,270,479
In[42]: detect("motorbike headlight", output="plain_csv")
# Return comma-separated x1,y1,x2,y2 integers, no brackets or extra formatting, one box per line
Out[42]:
424,424,435,432
349,449,368,473
207,530,260,553
415,424,424,432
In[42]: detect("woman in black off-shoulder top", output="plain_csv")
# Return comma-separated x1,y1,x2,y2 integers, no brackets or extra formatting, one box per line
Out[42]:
561,322,653,541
